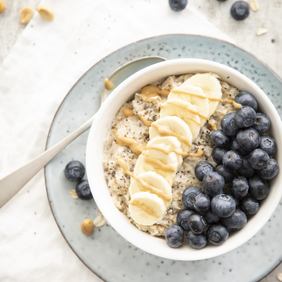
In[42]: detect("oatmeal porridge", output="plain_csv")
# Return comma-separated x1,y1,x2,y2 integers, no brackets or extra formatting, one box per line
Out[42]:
103,73,239,237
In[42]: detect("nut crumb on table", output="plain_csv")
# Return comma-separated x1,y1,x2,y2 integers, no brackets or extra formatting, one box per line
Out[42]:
20,7,34,25
37,6,54,21
0,0,6,13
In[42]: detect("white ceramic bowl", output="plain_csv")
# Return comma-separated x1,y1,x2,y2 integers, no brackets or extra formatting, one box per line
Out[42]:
86,59,282,261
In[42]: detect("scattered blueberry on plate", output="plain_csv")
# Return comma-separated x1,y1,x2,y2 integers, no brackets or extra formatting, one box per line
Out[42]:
64,160,85,182
64,160,93,200
76,180,93,200
165,91,279,250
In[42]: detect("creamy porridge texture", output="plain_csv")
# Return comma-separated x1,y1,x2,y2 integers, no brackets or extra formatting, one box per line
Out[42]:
103,73,239,237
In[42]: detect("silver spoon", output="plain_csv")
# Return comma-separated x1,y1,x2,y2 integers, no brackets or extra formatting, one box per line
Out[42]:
0,56,165,208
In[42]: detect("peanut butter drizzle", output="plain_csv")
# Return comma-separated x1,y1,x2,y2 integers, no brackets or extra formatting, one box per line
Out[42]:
136,178,171,202
117,158,132,176
145,145,187,157
114,133,144,155
117,158,171,202
130,199,159,218
164,100,209,120
150,122,191,146
142,153,176,172
141,85,170,97
138,115,152,126
172,89,241,109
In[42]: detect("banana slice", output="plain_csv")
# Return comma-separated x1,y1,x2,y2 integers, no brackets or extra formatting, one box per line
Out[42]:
146,136,183,166
149,116,192,153
170,83,209,126
160,98,202,139
129,171,172,206
128,192,166,226
187,73,222,116
134,153,178,185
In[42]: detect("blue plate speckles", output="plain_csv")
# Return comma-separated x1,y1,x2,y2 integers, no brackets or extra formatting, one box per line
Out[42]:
45,34,282,282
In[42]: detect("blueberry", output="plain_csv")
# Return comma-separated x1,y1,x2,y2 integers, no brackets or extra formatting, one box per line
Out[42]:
169,0,188,11
194,193,210,213
216,165,234,183
165,225,184,248
235,91,258,111
195,161,214,181
248,149,270,170
237,158,255,178
210,130,230,148
235,106,256,128
75,180,93,200
182,187,201,210
231,176,249,199
203,172,225,197
231,139,248,156
241,197,260,216
204,211,220,225
260,136,277,156
230,1,250,21
187,214,208,234
212,147,227,164
249,175,270,200
176,209,194,231
254,113,271,134
221,112,239,137
222,150,243,170
187,232,207,249
207,225,229,246
259,158,279,180
222,209,247,232
211,194,236,218
64,160,85,182
236,128,260,154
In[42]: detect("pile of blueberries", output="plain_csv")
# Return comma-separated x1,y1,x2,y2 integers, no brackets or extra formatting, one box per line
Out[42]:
64,160,93,200
169,0,250,21
165,91,279,249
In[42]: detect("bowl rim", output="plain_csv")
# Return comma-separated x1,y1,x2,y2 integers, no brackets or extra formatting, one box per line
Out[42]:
86,58,282,261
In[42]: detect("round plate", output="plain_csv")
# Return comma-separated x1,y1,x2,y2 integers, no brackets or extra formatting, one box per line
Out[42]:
45,34,282,282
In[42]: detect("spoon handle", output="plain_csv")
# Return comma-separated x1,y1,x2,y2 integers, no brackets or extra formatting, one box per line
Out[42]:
0,115,95,208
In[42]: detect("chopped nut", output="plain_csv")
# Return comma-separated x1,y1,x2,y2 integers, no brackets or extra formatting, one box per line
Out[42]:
81,218,95,236
232,100,242,109
207,119,217,131
69,189,78,199
104,78,114,90
37,6,54,21
188,148,204,158
122,105,134,117
0,0,6,13
20,7,34,25
277,273,282,282
250,0,260,12
93,212,106,227
256,27,268,36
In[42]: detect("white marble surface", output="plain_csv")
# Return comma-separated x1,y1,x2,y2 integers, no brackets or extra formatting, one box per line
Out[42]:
0,0,281,281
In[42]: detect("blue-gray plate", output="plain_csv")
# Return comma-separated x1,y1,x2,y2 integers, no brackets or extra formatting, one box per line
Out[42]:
45,34,282,282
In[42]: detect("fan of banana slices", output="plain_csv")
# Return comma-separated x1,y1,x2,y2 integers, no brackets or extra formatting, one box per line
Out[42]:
128,73,223,226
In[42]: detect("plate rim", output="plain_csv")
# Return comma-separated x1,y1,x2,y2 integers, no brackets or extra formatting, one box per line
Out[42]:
44,33,282,281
